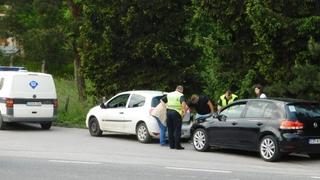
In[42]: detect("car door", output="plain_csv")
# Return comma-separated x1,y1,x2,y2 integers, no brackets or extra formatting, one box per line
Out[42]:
207,102,247,147
235,100,273,150
123,94,146,133
100,93,130,132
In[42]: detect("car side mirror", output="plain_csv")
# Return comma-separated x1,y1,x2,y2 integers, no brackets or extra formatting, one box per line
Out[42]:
218,114,227,122
100,103,107,109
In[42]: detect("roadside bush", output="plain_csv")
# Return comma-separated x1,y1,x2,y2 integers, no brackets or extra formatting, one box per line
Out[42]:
54,78,96,128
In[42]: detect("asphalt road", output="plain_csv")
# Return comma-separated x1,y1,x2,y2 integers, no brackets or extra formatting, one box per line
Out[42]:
0,123,320,180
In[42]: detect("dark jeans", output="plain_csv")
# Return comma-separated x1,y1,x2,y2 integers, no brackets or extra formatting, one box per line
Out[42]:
167,109,182,149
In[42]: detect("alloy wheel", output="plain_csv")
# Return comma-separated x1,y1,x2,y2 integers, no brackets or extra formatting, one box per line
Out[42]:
260,138,275,160
136,123,151,143
259,135,281,161
138,125,147,141
192,129,209,151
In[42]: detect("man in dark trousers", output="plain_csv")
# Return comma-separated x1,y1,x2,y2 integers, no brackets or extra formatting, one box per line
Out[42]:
162,85,187,150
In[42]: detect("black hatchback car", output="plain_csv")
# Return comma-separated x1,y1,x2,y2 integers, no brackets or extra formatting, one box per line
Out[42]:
191,98,320,162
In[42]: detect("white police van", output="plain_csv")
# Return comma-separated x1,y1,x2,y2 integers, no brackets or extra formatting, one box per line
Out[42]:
0,67,57,130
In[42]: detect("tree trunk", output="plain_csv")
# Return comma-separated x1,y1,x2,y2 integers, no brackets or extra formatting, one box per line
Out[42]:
41,59,46,73
74,50,86,101
67,0,86,102
9,55,13,66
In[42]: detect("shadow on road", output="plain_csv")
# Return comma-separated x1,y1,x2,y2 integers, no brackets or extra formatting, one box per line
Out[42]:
4,122,44,131
204,148,320,162
101,133,138,141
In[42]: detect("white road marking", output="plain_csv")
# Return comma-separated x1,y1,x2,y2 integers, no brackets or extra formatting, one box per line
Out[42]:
311,177,320,179
165,167,232,174
49,160,101,165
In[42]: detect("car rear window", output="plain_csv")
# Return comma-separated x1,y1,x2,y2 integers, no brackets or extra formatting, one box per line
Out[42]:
151,95,164,107
287,103,320,120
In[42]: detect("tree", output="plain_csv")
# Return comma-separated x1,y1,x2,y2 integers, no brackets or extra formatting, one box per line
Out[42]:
65,0,86,101
79,0,200,97
191,0,320,101
0,0,72,74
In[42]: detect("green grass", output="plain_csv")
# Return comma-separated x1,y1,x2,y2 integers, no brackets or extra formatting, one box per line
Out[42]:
54,78,96,128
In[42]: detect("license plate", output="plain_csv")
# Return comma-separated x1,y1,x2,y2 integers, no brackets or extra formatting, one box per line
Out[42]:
26,102,42,106
309,139,320,144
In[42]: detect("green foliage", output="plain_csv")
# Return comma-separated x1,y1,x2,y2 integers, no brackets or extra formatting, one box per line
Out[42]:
0,0,72,76
79,0,200,98
55,78,95,128
191,0,320,102
1,0,320,131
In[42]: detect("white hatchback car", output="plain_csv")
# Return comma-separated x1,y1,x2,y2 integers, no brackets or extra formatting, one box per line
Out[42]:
86,90,192,143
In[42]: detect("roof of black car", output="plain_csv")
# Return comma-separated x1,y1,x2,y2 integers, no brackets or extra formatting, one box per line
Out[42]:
236,98,316,104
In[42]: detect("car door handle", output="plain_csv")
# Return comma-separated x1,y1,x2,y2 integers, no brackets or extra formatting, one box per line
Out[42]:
119,112,124,114
256,122,263,126
232,121,238,125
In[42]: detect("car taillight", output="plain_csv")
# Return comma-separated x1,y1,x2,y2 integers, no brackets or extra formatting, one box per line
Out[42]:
6,98,14,108
53,99,58,108
280,120,304,130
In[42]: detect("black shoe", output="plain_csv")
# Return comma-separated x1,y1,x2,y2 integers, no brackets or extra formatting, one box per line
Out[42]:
176,146,185,150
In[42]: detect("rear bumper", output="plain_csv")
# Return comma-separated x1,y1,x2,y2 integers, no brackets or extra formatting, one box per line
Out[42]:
280,133,320,153
1,115,57,123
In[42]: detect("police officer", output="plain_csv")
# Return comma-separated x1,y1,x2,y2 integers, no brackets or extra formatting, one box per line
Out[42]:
162,85,187,150
218,90,238,111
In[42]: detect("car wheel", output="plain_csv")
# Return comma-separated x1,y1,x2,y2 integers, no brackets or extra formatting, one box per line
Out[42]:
308,153,320,159
259,135,281,162
0,116,7,130
89,117,102,137
193,128,209,152
136,122,151,143
40,122,52,130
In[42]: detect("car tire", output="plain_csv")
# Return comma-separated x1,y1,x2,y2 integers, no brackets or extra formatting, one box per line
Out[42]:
136,122,151,143
259,135,281,162
308,153,320,159
89,117,102,137
192,128,209,152
0,116,7,130
40,122,52,130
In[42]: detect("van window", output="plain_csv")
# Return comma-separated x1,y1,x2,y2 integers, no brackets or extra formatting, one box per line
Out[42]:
0,78,4,90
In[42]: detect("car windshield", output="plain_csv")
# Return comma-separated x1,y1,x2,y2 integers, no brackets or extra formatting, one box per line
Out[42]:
287,103,320,120
151,95,164,107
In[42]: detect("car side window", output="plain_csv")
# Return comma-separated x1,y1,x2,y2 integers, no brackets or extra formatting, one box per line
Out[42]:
128,94,146,108
220,103,246,119
245,101,270,118
107,94,130,108
263,102,282,119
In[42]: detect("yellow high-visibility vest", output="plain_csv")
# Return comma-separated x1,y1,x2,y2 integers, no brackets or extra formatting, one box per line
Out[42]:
220,94,238,107
167,91,183,115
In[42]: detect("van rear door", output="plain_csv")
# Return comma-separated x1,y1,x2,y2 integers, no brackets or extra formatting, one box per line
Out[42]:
10,73,57,118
